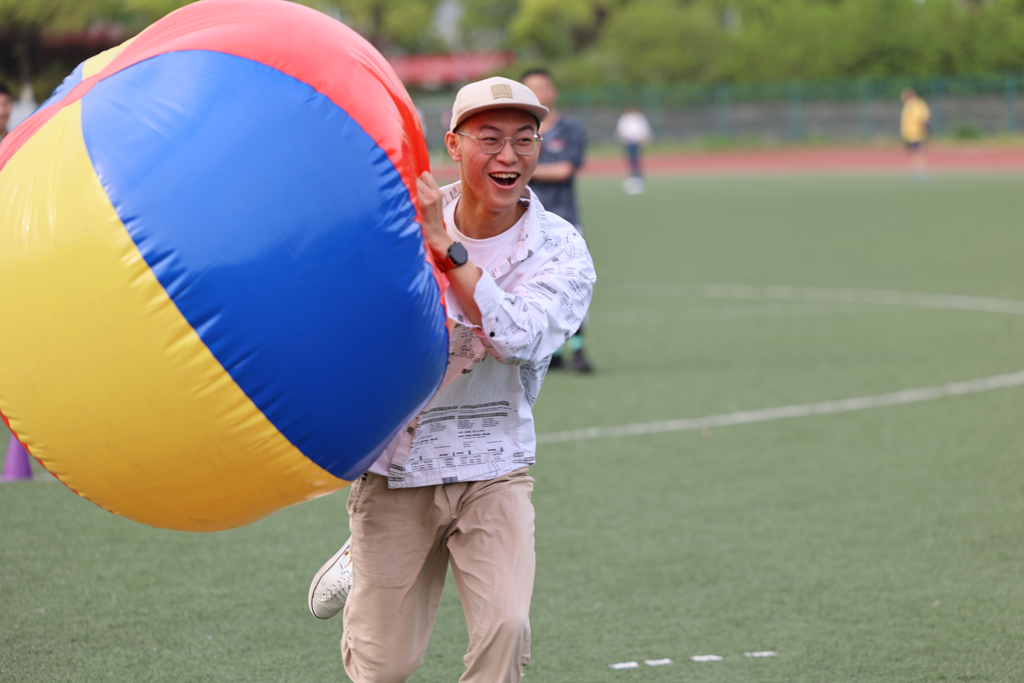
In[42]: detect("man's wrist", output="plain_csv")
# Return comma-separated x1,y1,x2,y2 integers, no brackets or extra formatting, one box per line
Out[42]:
428,237,454,259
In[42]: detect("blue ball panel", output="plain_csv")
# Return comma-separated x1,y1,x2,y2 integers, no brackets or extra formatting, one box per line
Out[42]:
80,50,447,480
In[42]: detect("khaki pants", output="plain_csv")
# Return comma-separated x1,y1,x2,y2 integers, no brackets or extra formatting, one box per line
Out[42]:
341,469,536,683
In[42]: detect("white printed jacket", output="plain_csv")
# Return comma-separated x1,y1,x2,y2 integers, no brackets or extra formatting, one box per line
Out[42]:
368,182,596,488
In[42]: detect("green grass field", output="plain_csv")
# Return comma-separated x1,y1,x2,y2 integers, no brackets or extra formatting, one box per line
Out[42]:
3,172,1024,682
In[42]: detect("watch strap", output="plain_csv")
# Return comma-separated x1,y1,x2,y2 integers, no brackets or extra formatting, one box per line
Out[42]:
438,241,468,273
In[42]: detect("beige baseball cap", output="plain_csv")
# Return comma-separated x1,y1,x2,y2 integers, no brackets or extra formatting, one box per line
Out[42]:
449,77,549,132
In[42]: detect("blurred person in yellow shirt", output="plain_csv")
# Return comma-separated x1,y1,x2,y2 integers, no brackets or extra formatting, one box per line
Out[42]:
900,88,931,181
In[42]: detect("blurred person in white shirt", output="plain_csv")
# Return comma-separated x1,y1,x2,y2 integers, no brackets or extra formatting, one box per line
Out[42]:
615,107,652,194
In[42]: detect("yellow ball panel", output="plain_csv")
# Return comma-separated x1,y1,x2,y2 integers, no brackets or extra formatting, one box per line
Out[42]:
0,101,349,531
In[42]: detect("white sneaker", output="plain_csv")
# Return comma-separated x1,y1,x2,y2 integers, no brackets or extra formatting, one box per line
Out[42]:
308,537,353,619
623,176,645,195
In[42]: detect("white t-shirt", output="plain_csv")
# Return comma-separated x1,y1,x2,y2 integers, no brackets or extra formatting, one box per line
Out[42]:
615,111,652,145
444,196,525,272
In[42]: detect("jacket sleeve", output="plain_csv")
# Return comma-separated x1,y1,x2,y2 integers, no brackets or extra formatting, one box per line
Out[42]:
470,228,595,365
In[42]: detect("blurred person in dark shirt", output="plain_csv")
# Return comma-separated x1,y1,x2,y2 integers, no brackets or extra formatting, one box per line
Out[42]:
523,69,593,373
0,83,13,141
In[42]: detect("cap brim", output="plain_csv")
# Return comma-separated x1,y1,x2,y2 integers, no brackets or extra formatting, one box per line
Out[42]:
450,101,549,131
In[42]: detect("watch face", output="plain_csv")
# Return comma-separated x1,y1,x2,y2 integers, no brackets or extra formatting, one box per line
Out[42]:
449,241,468,267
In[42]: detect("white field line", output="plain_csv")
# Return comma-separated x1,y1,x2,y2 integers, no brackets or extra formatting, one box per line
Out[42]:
538,284,1024,445
598,302,887,325
702,284,1024,316
537,369,1024,444
614,282,1024,315
664,283,1024,316
17,287,1024,476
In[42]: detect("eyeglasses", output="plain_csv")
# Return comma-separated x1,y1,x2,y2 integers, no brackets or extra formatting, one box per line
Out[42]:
456,131,542,156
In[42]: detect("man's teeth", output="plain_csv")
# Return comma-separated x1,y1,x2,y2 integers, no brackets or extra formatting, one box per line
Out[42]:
491,173,518,178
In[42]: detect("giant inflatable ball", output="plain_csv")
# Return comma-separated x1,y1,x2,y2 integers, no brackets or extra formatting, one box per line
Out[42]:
0,0,449,531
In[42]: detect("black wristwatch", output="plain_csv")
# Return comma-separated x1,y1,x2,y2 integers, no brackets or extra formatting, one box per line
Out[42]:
437,241,468,273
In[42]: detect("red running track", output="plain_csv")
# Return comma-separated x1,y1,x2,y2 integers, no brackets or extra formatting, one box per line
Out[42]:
431,144,1024,181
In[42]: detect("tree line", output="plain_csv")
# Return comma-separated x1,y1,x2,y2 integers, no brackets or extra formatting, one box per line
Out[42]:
496,0,1024,86
3,0,1024,97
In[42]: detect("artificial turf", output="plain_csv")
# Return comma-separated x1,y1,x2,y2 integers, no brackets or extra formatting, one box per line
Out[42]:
2,172,1023,682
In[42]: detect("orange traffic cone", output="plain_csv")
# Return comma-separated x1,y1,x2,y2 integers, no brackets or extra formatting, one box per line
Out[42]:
3,437,33,481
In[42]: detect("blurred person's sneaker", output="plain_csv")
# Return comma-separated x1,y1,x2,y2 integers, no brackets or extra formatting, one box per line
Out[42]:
571,348,594,373
549,353,565,370
623,176,645,195
308,537,353,619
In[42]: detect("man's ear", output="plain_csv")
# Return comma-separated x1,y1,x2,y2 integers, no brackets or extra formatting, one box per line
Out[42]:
444,131,461,162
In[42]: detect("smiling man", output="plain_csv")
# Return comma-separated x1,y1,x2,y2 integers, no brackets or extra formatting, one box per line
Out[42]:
307,77,595,683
